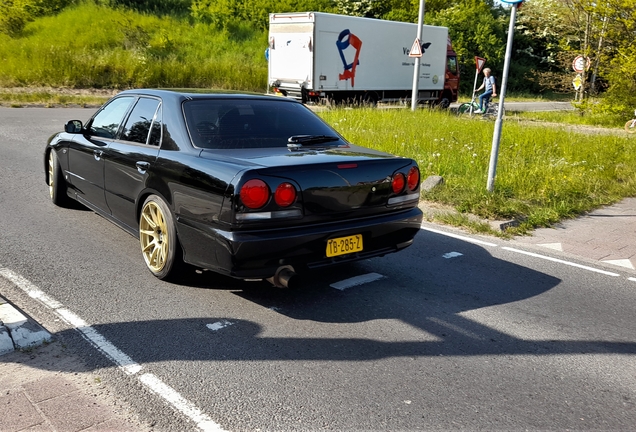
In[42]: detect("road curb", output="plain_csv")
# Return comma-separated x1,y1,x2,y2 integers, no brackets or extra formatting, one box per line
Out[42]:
0,295,52,355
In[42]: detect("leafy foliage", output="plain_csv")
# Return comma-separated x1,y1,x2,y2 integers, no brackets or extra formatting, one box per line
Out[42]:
0,0,70,36
427,0,506,94
0,0,634,113
191,0,336,31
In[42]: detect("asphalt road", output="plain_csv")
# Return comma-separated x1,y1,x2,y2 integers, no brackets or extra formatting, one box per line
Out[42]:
1,107,635,431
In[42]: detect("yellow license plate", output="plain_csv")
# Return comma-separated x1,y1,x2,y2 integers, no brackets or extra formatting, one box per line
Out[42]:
326,234,363,257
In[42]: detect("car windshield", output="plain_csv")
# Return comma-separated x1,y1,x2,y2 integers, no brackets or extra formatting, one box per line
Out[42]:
183,99,343,149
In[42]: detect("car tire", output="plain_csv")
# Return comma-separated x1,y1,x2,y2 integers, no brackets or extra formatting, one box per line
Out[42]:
48,150,73,207
139,195,183,280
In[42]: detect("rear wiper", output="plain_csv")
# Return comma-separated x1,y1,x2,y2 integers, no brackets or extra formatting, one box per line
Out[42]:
287,135,340,148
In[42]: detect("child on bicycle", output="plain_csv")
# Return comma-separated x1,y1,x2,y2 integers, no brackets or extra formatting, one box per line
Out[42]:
475,68,497,114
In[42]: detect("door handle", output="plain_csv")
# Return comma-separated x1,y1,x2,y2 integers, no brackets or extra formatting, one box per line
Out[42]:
136,161,150,174
93,150,103,161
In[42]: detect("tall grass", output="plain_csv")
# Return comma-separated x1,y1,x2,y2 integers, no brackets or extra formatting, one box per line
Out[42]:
318,108,636,232
0,2,268,90
515,109,627,129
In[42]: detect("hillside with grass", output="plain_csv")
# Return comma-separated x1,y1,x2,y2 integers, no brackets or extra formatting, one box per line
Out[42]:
0,2,269,90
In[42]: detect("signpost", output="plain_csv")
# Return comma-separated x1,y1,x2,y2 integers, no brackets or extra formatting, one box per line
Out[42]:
411,0,425,111
486,0,523,193
572,55,590,73
572,55,590,101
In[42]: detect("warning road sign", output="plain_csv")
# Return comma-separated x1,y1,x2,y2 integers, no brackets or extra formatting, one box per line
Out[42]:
475,56,486,73
409,39,422,58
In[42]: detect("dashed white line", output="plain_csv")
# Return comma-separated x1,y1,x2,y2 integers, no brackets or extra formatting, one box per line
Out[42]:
602,259,635,270
442,252,463,259
420,226,633,280
206,320,233,331
0,267,224,432
331,272,384,290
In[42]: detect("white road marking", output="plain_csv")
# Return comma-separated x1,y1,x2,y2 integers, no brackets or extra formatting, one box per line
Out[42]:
330,272,384,290
601,259,635,270
0,269,63,309
502,248,621,276
206,320,233,331
0,267,224,432
140,373,225,432
420,226,498,247
538,243,563,251
56,308,142,375
420,227,631,279
628,277,636,283
442,252,463,259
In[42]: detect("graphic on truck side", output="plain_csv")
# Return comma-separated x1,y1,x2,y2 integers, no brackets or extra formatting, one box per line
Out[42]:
336,29,362,87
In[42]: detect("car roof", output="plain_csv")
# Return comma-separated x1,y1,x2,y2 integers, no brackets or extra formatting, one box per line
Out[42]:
116,88,299,104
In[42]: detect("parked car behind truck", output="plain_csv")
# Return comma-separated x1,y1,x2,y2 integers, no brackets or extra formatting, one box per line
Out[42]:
268,12,459,107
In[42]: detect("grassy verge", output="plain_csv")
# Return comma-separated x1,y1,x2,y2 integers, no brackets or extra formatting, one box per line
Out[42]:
317,107,636,236
0,88,114,107
0,3,268,90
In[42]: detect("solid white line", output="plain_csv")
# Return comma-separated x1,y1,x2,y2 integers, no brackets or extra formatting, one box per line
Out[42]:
330,272,384,290
502,247,621,276
0,267,219,431
420,226,498,247
0,268,63,309
140,373,226,432
56,308,142,375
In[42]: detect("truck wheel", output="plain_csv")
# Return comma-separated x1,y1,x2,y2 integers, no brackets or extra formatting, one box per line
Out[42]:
438,97,451,109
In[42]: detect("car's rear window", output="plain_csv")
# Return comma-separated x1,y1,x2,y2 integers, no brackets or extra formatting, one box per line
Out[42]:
183,99,342,149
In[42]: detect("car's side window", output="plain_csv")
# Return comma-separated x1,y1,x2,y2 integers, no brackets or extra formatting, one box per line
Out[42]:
147,103,162,147
120,97,161,145
89,97,135,139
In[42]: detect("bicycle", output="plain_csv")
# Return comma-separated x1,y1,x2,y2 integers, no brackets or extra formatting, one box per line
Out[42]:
625,109,636,134
457,93,504,118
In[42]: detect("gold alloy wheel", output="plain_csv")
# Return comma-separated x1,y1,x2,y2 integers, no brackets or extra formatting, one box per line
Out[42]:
48,152,55,199
140,201,169,273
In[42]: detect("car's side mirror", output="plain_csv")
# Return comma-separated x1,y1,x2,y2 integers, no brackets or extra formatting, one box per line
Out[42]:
64,120,83,134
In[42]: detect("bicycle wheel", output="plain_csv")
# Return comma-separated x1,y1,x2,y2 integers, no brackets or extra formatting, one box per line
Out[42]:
625,119,636,134
458,103,478,115
484,104,504,119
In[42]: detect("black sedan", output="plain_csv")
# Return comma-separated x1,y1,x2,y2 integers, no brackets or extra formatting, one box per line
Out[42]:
45,89,423,287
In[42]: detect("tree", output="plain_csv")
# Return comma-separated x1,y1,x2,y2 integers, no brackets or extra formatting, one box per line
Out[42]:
427,0,506,94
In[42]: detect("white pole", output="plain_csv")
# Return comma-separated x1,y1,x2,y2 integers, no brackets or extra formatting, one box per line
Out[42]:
411,0,425,111
486,3,518,192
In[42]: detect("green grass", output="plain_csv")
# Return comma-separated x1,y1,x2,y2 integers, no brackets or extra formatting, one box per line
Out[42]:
514,109,627,129
318,107,636,235
0,2,268,90
0,89,112,107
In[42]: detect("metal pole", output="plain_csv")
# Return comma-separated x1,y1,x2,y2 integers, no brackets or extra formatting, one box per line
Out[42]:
411,0,425,111
486,3,517,192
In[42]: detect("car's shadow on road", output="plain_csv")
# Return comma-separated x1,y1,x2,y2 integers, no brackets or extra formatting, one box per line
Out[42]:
12,229,636,372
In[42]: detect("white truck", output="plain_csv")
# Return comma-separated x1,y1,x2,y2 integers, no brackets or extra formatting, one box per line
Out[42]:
267,12,459,106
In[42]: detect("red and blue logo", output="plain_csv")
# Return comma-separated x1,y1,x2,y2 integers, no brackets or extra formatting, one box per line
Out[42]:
336,29,362,87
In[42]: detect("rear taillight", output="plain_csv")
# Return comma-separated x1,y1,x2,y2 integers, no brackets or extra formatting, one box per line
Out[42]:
407,166,420,191
392,173,405,194
275,182,296,207
240,179,270,209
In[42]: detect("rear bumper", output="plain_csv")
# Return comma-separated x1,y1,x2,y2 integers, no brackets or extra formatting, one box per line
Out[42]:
178,207,423,279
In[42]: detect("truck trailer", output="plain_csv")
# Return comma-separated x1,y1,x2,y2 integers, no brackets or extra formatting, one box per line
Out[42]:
268,12,459,107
